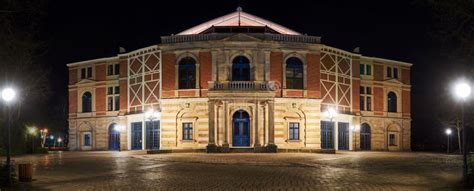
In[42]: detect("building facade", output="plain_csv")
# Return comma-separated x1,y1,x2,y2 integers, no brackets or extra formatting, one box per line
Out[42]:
67,9,412,152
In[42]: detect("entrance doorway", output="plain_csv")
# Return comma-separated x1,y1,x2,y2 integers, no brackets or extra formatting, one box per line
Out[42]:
108,124,120,150
360,123,371,150
232,110,250,146
338,122,349,150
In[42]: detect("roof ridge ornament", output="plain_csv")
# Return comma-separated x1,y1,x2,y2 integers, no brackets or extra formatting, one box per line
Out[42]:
237,6,242,26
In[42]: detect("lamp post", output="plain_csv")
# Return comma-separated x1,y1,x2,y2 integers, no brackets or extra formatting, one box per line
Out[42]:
145,108,161,150
57,137,62,147
454,81,471,186
27,126,37,153
2,87,16,186
40,128,48,148
446,128,452,154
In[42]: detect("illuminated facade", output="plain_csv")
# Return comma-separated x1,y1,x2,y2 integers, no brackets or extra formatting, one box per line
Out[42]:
67,8,412,152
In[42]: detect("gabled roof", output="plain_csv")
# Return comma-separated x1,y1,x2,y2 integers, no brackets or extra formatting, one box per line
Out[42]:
177,7,300,35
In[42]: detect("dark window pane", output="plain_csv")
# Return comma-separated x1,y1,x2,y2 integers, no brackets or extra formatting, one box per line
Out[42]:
84,134,91,146
115,64,120,75
178,57,196,89
82,92,92,112
366,87,371,95
115,86,120,94
393,68,399,79
360,64,365,75
360,87,365,94
232,56,251,81
107,97,113,111
360,96,365,111
286,57,303,89
367,97,372,111
87,67,92,78
107,65,113,76
107,87,113,95
81,68,86,79
387,67,392,78
366,65,372,75
388,92,397,112
114,96,120,111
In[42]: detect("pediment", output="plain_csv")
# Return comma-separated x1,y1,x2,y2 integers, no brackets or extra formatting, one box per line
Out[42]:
178,9,300,35
77,79,96,84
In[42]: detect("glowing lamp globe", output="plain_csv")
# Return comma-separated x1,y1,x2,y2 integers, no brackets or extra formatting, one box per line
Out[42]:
1,88,16,102
445,129,452,135
455,82,471,99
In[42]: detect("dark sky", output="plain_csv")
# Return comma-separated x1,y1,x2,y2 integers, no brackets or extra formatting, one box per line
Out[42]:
43,1,468,149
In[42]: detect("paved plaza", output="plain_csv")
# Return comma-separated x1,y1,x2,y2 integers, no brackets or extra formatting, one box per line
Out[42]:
3,151,464,190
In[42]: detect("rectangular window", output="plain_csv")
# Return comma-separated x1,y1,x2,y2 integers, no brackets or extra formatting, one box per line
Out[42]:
84,134,91,146
366,97,372,111
107,65,114,76
360,96,365,111
114,64,120,75
107,97,113,111
107,85,120,111
81,68,86,79
87,67,92,78
183,123,193,140
366,64,372,75
389,134,396,146
289,122,300,140
393,67,399,79
366,87,372,95
360,87,365,94
387,67,392,78
360,64,365,75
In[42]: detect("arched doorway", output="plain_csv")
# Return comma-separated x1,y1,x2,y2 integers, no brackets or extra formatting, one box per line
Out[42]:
108,124,120,150
232,110,250,146
360,123,371,150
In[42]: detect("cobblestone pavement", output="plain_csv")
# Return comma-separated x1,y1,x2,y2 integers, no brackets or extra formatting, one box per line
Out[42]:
2,151,464,190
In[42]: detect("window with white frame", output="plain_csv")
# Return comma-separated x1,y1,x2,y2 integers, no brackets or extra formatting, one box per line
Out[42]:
107,86,120,111
360,86,372,111
107,63,120,76
360,63,372,76
289,122,300,140
386,66,399,79
389,133,397,146
80,66,93,79
183,123,193,140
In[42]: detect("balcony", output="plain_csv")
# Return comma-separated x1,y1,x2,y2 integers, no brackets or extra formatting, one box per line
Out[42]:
209,81,275,91
161,33,321,44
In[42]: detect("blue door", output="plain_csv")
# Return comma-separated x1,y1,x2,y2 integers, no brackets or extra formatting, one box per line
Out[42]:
321,121,334,149
131,122,142,150
338,122,349,150
146,121,160,150
232,110,250,146
108,124,120,150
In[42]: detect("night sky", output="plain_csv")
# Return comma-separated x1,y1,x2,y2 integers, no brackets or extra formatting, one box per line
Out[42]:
42,1,471,150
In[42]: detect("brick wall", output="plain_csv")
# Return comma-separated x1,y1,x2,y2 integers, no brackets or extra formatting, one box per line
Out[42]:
162,53,176,98
402,68,410,85
374,64,384,81
199,51,212,96
270,52,283,97
69,69,78,85
95,64,106,81
119,80,128,112
306,53,321,98
69,90,77,114
96,87,106,115
402,90,411,114
373,86,384,114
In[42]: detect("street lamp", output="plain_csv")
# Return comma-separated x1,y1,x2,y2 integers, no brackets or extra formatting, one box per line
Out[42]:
27,126,37,153
114,124,125,152
1,87,16,186
57,137,62,147
40,128,48,148
145,108,161,150
50,135,55,148
446,128,452,154
454,81,471,186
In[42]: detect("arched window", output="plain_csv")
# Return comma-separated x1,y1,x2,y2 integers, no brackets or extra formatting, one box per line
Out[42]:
388,92,397,112
286,57,304,89
232,56,251,81
178,57,196,89
360,123,371,150
82,92,92,113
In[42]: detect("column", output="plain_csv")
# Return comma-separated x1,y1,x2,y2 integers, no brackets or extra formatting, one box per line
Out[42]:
254,101,261,148
223,101,229,149
207,100,218,152
267,100,277,152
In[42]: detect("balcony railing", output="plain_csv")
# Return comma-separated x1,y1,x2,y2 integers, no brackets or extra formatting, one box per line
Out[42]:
161,33,321,44
210,81,275,91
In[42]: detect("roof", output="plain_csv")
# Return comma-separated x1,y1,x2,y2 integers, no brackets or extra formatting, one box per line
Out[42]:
177,7,300,35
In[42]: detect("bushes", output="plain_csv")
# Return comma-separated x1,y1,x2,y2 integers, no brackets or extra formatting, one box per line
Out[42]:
34,147,49,154
0,162,16,187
